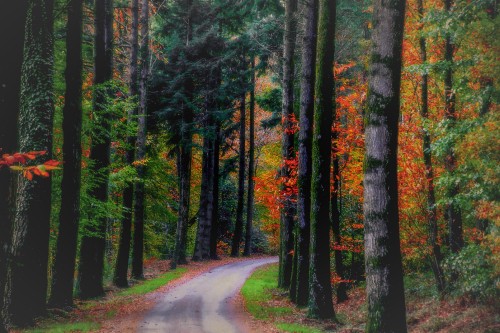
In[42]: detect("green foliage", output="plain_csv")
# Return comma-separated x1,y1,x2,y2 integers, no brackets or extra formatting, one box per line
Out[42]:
442,244,499,301
25,321,100,333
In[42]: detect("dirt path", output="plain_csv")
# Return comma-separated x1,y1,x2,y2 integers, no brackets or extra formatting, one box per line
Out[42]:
137,257,278,333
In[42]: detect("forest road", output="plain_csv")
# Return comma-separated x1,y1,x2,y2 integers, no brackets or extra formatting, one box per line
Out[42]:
138,256,278,333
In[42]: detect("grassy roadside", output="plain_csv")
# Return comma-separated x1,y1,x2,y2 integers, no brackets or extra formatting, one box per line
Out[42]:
242,264,500,333
22,267,187,333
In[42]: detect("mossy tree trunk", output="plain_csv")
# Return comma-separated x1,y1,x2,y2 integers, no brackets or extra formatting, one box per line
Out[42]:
278,0,297,289
50,0,85,306
308,0,336,320
363,0,407,331
78,0,114,299
4,0,55,326
293,0,318,306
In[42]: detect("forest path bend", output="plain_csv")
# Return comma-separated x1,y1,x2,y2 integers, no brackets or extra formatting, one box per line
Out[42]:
138,256,278,333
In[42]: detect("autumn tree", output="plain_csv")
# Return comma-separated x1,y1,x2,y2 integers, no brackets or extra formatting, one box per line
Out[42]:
78,0,114,299
3,0,55,325
363,0,407,331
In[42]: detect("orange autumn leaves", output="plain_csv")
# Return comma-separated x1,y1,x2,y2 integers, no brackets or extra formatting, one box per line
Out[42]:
0,150,60,180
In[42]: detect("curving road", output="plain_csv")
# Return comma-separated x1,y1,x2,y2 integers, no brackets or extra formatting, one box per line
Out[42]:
138,257,278,333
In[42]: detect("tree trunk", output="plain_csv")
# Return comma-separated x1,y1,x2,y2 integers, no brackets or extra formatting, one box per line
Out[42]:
172,0,193,269
132,0,149,279
4,0,55,325
244,59,256,257
278,0,297,289
0,1,27,329
49,0,85,306
78,0,114,299
231,88,246,257
308,0,336,320
443,0,463,254
331,145,348,303
209,124,221,259
363,0,407,331
417,0,445,293
114,0,139,288
293,0,318,306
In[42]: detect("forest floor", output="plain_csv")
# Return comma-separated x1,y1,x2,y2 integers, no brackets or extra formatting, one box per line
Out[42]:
242,264,500,333
18,255,272,333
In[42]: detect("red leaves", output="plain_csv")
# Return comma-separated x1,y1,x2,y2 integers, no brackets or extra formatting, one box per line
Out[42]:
0,150,60,180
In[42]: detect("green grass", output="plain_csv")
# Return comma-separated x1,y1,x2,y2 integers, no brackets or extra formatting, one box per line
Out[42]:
26,321,100,333
241,264,292,320
117,267,187,296
277,322,323,333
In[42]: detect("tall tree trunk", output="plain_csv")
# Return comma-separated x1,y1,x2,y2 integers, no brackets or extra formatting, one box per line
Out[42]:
172,0,193,269
114,0,139,288
132,0,149,279
244,59,256,257
78,0,114,299
308,0,336,320
49,0,85,306
278,0,297,289
418,0,445,293
363,0,407,331
209,124,221,259
331,143,348,303
293,0,318,306
0,1,27,329
4,0,55,325
231,87,246,257
443,0,463,254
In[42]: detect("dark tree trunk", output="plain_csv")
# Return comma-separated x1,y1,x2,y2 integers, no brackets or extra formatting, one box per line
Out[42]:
4,0,55,326
308,0,336,320
331,146,348,303
209,124,221,259
193,116,214,261
443,0,463,254
132,0,149,279
0,1,27,329
417,0,445,293
363,0,407,331
172,0,193,269
49,0,85,306
293,0,318,307
114,0,139,288
78,0,114,299
231,88,246,257
278,0,297,289
244,59,256,257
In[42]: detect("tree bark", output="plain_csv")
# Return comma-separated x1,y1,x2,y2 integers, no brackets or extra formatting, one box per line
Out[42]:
363,0,407,331
308,0,336,320
132,0,149,279
114,0,139,288
0,1,27,329
78,0,114,299
231,85,246,257
209,124,221,259
417,0,445,293
278,0,297,289
49,0,85,306
4,0,55,325
293,0,318,306
244,59,256,257
443,0,463,254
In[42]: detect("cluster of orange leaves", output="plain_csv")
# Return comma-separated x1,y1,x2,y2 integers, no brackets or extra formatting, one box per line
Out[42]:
0,150,60,180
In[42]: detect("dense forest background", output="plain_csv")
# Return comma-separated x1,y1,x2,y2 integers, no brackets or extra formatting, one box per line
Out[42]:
0,0,498,331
